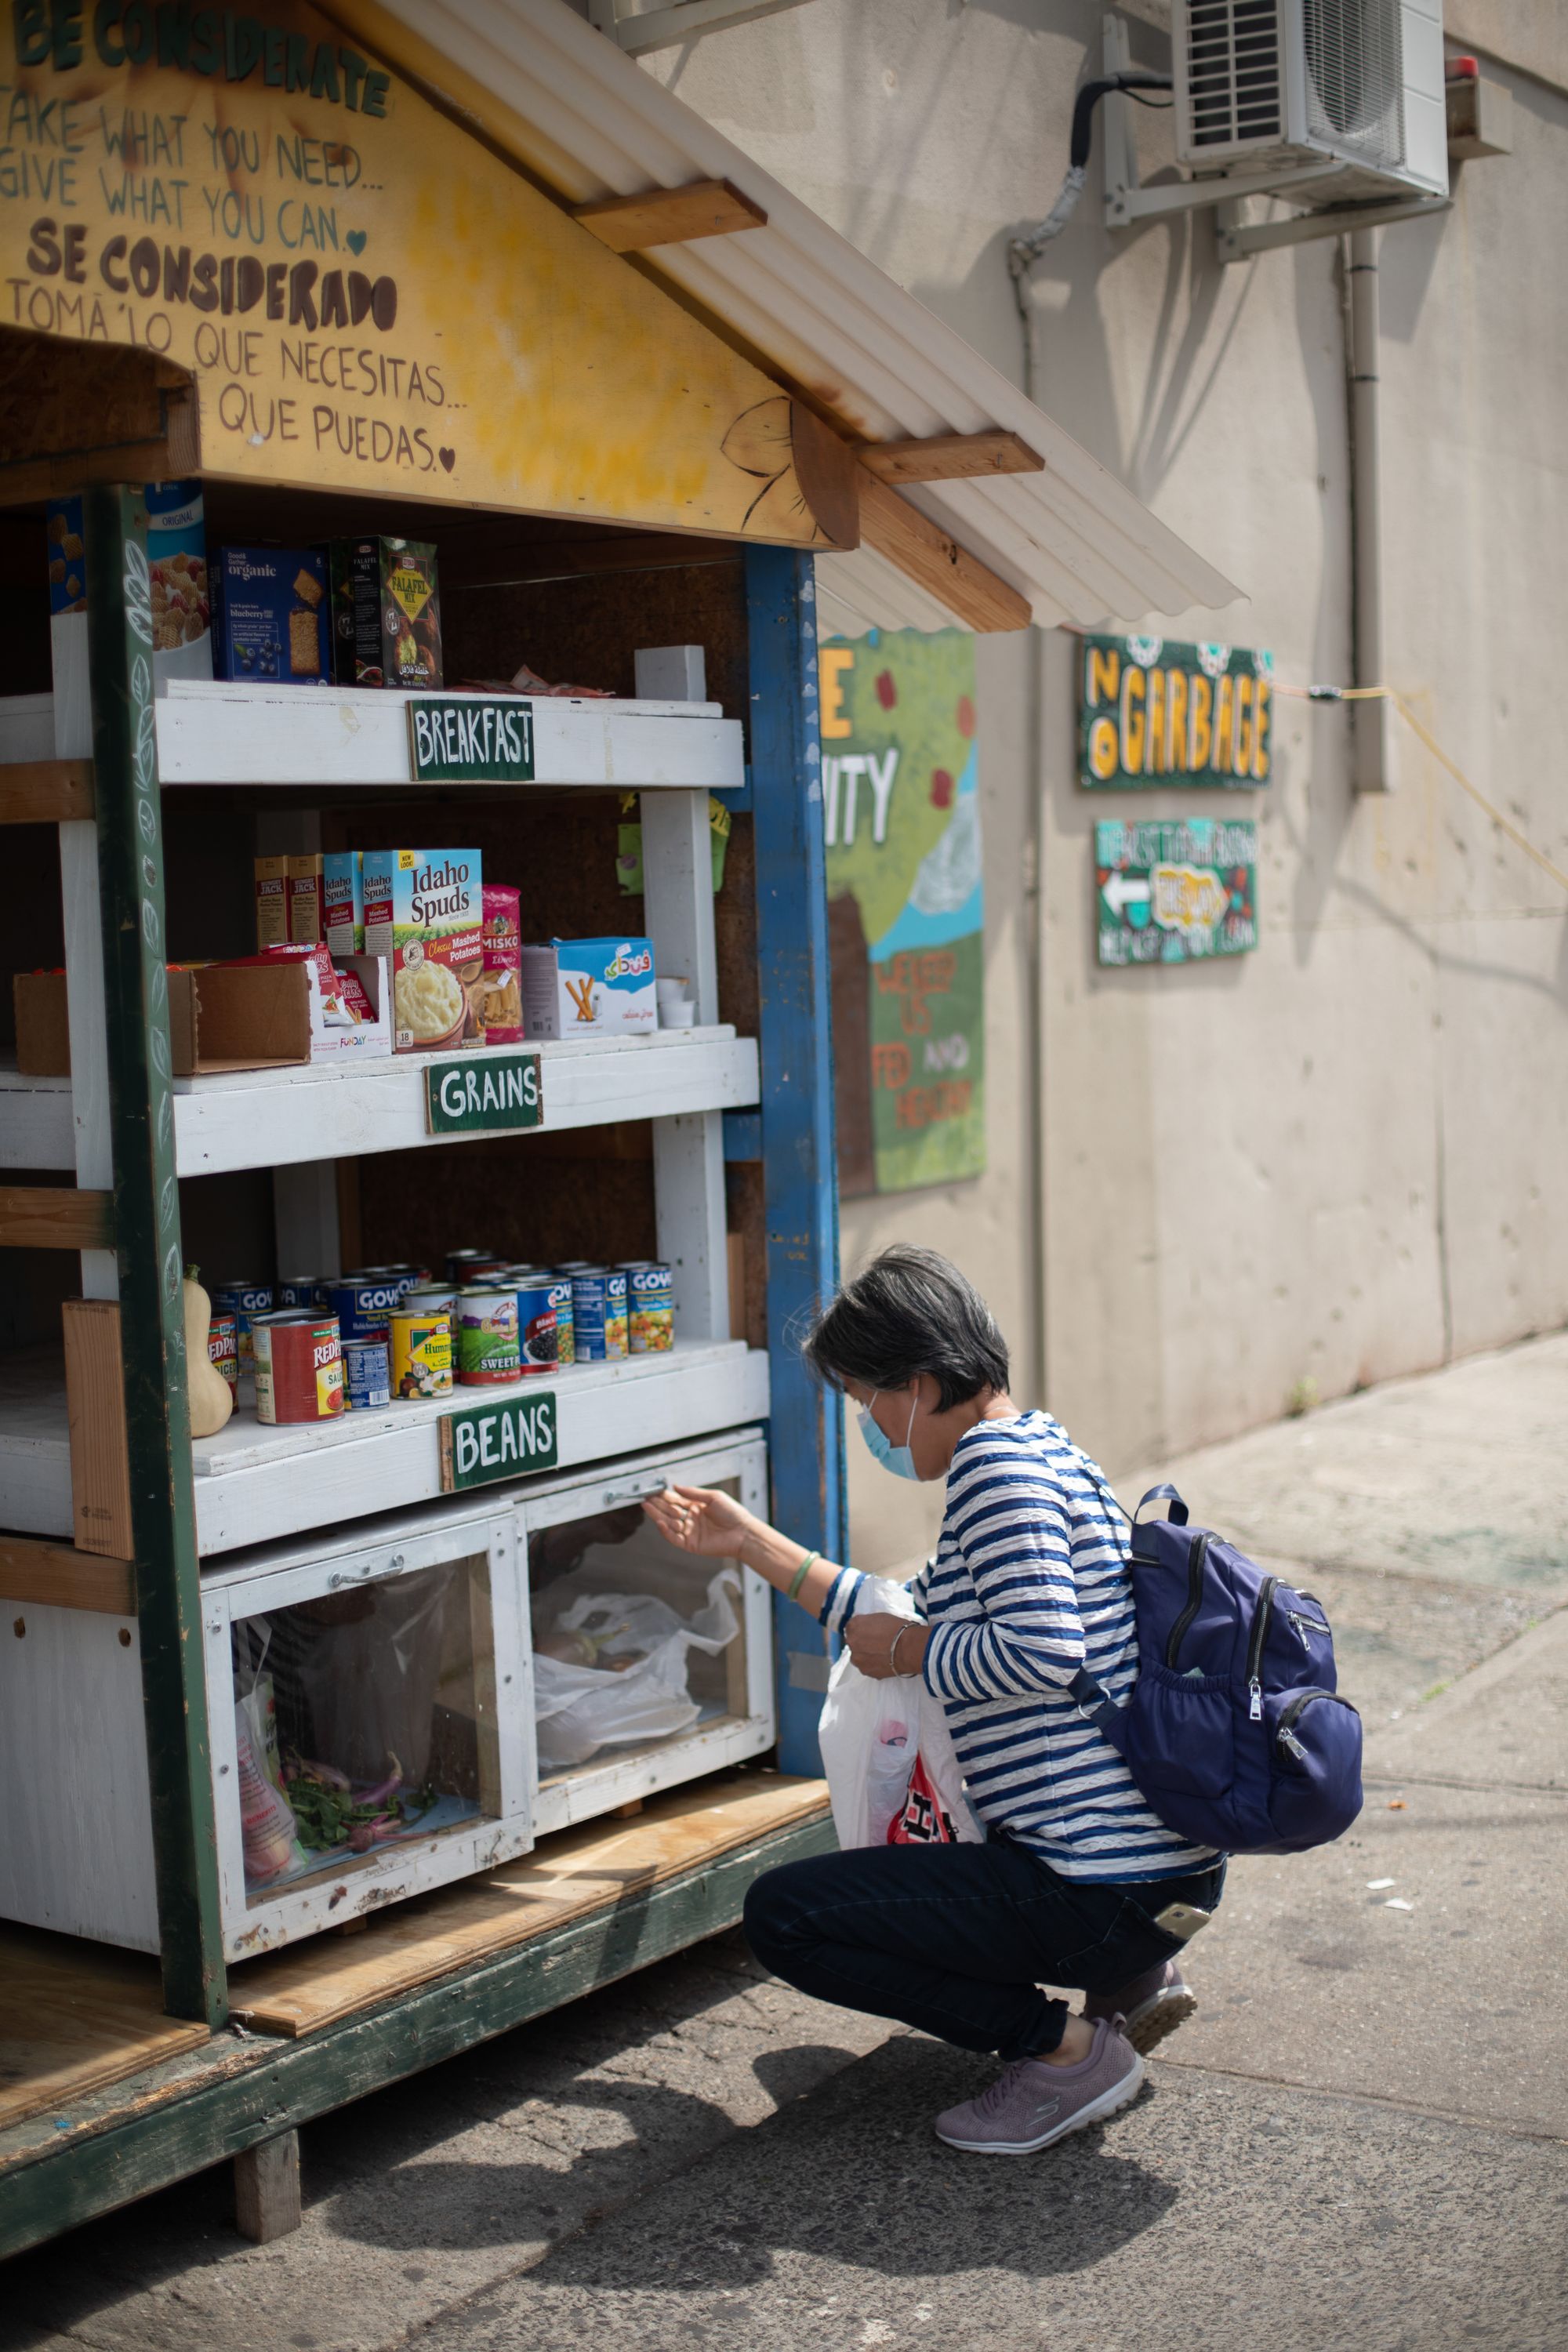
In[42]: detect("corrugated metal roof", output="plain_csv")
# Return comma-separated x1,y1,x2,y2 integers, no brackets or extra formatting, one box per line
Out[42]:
355,0,1242,632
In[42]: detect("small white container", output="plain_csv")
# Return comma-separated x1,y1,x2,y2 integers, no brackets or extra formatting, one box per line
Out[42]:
655,976,691,1009
659,1000,697,1029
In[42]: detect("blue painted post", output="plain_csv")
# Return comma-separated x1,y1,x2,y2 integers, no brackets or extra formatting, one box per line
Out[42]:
745,546,845,1777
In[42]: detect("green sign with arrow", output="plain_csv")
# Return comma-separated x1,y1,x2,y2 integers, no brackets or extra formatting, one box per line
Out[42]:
1096,818,1258,966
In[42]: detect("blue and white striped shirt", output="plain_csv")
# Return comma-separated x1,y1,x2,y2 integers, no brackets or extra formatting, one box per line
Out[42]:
822,1411,1216,1882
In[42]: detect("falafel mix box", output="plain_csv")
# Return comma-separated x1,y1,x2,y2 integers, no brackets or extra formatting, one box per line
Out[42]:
362,849,483,1053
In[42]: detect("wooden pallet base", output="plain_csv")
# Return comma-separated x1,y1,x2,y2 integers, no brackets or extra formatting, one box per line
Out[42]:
0,1772,832,2259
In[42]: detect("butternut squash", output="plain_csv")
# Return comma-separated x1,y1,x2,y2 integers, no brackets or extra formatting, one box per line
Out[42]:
183,1265,234,1438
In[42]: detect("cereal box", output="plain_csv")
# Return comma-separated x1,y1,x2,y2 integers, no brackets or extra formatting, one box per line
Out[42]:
324,851,365,956
330,537,443,691
362,850,483,1054
519,938,658,1040
46,482,211,756
211,546,331,684
479,886,522,1044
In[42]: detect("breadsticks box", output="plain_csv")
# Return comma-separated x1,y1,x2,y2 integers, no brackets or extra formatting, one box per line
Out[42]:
520,938,658,1040
362,849,483,1053
211,546,331,684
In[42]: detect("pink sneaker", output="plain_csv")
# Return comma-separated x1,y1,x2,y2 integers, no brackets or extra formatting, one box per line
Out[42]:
1083,1957,1196,2054
934,2017,1144,2155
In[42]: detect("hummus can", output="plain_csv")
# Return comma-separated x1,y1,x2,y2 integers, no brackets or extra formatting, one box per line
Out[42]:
456,1287,520,1385
390,1307,453,1400
253,1311,344,1425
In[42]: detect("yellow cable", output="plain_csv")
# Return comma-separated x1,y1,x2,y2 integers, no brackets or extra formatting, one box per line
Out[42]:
1276,681,1568,896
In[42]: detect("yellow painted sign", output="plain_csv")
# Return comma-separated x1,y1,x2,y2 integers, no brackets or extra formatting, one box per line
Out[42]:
0,0,837,541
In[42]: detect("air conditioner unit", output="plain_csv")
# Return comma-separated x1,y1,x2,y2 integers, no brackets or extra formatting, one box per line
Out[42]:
1171,0,1448,202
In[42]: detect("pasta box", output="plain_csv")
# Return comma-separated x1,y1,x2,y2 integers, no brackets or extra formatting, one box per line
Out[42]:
519,938,658,1040
362,848,483,1053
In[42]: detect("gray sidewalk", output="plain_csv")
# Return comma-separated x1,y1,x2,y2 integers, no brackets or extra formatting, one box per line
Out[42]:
4,1337,1566,2352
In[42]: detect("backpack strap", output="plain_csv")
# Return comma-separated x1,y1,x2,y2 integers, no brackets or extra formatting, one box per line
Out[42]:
1068,1666,1130,1755
1134,1483,1189,1524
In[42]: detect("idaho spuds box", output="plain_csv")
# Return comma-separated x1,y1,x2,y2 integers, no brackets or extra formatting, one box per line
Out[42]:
362,849,482,1053
520,938,658,1039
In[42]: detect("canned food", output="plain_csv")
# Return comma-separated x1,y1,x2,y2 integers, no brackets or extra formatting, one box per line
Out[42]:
622,1261,674,1354
404,1284,458,1317
390,1307,453,1399
514,1279,559,1373
212,1282,273,1377
549,1277,575,1366
207,1312,238,1395
253,1311,344,1424
568,1266,628,1362
323,1275,404,1341
276,1274,328,1310
456,1287,520,1385
382,1263,432,1294
342,1334,391,1410
447,1248,505,1283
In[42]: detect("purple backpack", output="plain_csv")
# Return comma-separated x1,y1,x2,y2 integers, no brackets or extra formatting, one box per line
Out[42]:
1070,1485,1363,1856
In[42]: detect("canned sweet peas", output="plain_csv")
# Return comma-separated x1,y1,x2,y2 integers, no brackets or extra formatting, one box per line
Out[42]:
456,1287,520,1384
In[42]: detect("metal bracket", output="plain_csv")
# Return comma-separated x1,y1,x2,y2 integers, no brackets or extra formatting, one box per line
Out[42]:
1215,191,1453,262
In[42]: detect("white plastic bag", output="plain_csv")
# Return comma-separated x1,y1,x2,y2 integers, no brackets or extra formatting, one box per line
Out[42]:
532,1568,742,1771
817,1575,983,1849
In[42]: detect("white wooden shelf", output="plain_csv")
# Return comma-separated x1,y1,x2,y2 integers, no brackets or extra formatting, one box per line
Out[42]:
0,685,743,792
0,1026,757,1177
0,1339,771,1557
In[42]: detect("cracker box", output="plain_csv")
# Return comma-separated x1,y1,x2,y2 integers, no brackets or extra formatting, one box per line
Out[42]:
324,850,365,956
330,536,442,691
362,849,483,1053
211,546,331,684
520,938,658,1040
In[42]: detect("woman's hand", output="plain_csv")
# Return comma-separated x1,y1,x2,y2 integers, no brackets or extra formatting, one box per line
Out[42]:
641,1483,757,1561
844,1613,929,1680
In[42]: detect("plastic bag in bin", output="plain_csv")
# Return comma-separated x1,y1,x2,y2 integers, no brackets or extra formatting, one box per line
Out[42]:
532,1568,742,1771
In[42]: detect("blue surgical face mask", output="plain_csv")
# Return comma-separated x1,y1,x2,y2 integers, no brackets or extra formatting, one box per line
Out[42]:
856,1388,920,1481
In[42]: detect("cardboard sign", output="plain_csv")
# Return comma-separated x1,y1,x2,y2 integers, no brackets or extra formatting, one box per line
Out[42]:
1096,819,1258,966
409,700,535,784
1080,636,1273,790
440,1391,558,1491
424,1052,543,1135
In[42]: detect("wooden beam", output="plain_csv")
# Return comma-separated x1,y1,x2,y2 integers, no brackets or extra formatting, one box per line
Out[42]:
0,760,95,824
789,399,860,551
0,333,199,507
233,2132,301,2244
856,471,1031,632
859,430,1045,485
0,1535,135,1615
62,1297,134,1563
0,1187,114,1252
574,177,768,253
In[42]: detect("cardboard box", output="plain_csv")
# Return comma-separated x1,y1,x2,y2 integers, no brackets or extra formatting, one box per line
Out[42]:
13,970,71,1076
363,848,482,1053
14,958,391,1076
520,937,658,1040
331,536,442,690
324,850,364,955
211,545,331,684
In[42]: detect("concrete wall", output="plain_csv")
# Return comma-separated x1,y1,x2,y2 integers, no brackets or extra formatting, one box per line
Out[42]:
645,1,1568,1563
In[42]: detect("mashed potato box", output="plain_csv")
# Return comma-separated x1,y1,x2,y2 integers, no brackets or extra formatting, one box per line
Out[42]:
362,850,483,1054
519,938,658,1039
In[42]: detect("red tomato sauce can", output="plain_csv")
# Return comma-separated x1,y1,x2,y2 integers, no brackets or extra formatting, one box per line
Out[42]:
207,1311,238,1395
252,1311,345,1425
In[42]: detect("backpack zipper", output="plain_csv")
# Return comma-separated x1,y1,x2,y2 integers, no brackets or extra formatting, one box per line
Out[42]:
1163,1531,1211,1670
1245,1575,1279,1720
1286,1608,1328,1651
1276,1686,1360,1761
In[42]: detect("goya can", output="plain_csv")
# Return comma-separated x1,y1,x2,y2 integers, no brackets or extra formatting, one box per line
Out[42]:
567,1266,628,1361
277,1274,327,1310
323,1274,403,1341
456,1287,520,1385
548,1277,575,1366
342,1334,391,1410
390,1306,453,1400
515,1279,559,1373
621,1261,674,1354
212,1282,272,1377
207,1311,238,1395
253,1311,344,1425
383,1263,431,1295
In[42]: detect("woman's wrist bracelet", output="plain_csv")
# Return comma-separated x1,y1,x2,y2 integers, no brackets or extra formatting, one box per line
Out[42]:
785,1550,819,1602
890,1622,918,1676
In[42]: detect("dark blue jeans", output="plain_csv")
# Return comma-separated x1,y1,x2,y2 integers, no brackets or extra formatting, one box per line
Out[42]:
744,1836,1225,2061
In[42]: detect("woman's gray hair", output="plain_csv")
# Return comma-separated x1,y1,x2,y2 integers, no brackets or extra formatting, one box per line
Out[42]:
801,1245,1009,1413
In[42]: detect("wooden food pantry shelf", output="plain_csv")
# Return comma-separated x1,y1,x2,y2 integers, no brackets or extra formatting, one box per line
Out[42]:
0,1339,770,1556
0,1028,758,1178
0,684,744,793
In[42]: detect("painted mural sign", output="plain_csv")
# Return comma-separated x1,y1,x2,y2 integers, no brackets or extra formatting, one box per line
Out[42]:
821,629,984,1194
0,2,836,539
1080,633,1274,790
1096,818,1258,966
